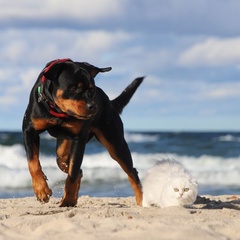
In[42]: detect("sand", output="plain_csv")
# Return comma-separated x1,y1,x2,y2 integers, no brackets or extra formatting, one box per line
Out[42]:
0,195,240,240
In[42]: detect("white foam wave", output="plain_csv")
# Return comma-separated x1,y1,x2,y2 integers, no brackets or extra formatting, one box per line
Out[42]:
216,134,240,142
125,132,159,143
0,144,240,189
0,144,65,188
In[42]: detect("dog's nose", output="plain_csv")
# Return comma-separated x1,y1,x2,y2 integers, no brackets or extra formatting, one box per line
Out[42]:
87,103,97,112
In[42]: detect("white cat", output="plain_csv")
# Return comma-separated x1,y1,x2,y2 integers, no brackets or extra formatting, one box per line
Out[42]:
142,159,198,208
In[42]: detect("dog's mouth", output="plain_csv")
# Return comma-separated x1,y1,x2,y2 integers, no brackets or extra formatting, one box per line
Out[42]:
54,94,98,120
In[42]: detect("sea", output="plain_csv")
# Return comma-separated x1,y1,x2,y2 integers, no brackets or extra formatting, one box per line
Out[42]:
0,131,240,199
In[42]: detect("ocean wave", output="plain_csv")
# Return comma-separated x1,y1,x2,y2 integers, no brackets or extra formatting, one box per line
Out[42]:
0,144,240,189
27,131,160,143
124,132,159,143
216,134,240,142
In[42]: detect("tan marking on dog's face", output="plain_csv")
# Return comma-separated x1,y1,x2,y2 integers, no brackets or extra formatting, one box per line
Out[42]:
54,89,96,119
32,118,58,130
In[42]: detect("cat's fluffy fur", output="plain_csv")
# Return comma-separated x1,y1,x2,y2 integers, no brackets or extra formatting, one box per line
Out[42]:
142,159,198,208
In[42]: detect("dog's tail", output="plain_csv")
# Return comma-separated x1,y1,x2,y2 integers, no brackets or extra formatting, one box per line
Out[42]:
111,77,144,114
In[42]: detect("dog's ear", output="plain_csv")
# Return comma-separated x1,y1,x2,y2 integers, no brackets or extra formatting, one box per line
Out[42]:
43,62,66,81
81,62,112,78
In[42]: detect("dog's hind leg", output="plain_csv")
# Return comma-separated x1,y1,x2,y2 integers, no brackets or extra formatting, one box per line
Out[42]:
90,122,143,206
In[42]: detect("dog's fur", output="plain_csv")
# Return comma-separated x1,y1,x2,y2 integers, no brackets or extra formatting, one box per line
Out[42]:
22,59,143,207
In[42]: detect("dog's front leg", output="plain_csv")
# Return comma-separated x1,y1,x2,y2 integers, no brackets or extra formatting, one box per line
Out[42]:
23,127,52,203
58,138,86,207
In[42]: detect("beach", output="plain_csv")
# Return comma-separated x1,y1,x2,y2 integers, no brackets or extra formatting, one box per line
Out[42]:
0,195,240,240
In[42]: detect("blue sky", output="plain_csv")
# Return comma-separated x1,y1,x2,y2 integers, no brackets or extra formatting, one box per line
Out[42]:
0,0,240,132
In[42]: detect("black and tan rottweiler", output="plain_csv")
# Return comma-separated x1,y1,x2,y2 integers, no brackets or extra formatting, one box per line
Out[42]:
22,58,143,207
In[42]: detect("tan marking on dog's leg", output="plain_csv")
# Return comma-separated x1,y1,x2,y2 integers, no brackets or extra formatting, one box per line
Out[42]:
59,169,82,207
91,128,143,206
128,174,143,206
28,145,52,202
113,159,143,206
56,139,72,173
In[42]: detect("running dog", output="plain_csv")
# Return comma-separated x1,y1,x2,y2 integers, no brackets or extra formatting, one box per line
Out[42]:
22,58,143,207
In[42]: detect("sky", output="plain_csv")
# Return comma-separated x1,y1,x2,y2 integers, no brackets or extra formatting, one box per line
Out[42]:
0,0,240,132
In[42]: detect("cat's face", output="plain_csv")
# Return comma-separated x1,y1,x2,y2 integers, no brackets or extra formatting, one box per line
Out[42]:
166,176,198,206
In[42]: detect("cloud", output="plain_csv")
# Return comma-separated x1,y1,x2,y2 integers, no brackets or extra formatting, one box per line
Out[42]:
0,0,125,24
178,37,240,67
20,68,41,89
200,82,240,100
0,66,42,110
137,75,240,113
0,82,22,109
0,95,18,109
0,29,132,67
2,39,28,64
1,0,240,38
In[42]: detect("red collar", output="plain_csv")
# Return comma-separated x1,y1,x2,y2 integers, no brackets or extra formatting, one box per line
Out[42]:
38,58,72,118
41,58,71,83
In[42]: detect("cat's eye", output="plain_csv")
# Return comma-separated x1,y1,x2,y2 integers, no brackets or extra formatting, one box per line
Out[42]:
174,188,179,192
184,188,189,192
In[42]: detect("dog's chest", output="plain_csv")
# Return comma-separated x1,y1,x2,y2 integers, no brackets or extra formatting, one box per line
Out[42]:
32,117,88,138
47,120,88,139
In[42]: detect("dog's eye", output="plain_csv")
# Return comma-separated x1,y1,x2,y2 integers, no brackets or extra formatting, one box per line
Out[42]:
69,84,82,94
69,87,78,94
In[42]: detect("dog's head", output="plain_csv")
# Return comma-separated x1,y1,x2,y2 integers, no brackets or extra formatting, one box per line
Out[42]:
43,61,111,120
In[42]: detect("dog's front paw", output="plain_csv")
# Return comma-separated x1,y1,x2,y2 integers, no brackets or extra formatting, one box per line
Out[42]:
35,187,52,203
32,176,52,203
